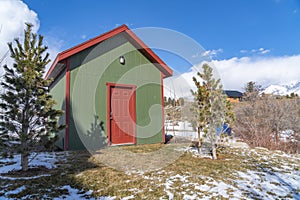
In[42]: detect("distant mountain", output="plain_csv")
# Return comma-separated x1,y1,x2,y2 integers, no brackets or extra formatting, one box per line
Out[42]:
263,81,300,96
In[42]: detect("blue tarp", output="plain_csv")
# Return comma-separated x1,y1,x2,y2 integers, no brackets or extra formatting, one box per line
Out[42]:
216,123,232,136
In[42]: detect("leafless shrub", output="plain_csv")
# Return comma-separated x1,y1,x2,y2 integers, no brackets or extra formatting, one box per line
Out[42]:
234,95,300,153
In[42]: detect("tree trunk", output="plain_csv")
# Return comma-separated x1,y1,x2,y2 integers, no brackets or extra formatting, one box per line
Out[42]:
197,127,202,155
21,152,29,171
173,122,176,143
212,145,217,160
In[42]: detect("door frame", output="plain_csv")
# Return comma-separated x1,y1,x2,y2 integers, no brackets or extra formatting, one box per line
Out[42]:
106,82,137,146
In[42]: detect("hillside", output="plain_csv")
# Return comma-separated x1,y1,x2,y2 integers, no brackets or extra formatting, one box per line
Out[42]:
0,143,299,199
263,81,300,96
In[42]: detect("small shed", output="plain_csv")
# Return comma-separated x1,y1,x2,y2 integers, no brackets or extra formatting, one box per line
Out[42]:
223,90,243,103
46,25,173,150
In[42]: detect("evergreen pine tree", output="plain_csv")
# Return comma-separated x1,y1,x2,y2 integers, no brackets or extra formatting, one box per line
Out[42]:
0,23,64,171
191,64,233,159
243,81,262,101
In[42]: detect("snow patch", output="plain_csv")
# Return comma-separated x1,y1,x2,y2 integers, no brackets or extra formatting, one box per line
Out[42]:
0,152,68,174
0,174,51,180
236,169,300,199
5,185,26,195
52,185,99,200
122,195,135,200
263,81,300,96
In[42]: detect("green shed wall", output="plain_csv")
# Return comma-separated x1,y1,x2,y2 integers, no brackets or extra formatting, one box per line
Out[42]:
50,70,66,150
65,33,163,150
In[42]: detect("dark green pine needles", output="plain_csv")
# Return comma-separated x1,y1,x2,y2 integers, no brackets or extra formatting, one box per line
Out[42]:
0,23,64,171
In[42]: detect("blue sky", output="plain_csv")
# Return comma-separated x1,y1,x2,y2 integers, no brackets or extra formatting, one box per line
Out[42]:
22,0,300,59
1,0,300,90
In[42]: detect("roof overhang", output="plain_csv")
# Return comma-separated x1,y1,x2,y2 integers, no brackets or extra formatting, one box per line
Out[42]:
46,25,173,81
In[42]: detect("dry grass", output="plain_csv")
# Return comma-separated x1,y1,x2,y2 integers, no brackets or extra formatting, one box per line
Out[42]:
0,151,96,199
121,143,165,153
75,146,256,199
0,144,299,199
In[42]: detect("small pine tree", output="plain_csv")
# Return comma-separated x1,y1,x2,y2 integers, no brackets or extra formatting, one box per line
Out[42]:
0,23,64,171
243,81,262,101
191,64,232,159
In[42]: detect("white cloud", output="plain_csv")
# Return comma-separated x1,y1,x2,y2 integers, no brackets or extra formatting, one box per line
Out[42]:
164,67,200,99
0,0,40,74
192,48,223,59
0,1,61,75
202,48,223,57
258,47,270,54
260,49,270,54
212,55,300,89
164,54,300,98
246,47,271,55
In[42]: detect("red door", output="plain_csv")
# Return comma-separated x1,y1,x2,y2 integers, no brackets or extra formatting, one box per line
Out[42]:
108,84,136,145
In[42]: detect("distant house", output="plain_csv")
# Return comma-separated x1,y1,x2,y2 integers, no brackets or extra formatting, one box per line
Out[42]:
223,90,243,103
46,25,173,150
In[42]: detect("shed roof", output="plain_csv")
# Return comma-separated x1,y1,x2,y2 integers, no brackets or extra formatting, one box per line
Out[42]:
46,25,173,80
223,90,243,98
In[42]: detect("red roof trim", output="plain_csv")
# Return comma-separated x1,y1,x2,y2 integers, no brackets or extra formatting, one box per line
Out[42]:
45,56,59,79
124,29,173,78
46,24,173,79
